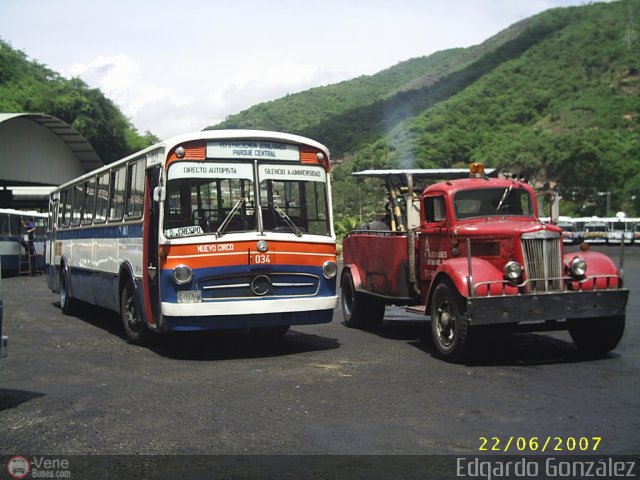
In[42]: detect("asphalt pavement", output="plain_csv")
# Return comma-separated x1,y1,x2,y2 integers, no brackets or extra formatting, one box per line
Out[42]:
0,246,638,471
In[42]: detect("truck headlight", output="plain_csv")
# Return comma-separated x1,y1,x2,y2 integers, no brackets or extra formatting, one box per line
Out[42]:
504,261,523,283
173,265,193,285
323,260,338,279
569,257,587,278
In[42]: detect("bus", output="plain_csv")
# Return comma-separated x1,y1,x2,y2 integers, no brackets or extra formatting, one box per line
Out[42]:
557,216,581,245
0,208,47,275
583,219,608,244
46,130,338,343
606,216,635,245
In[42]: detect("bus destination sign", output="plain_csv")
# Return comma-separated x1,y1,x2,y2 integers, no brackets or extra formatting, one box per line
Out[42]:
207,141,300,161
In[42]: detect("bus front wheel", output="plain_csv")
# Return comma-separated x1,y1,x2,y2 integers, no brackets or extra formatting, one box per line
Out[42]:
121,282,147,344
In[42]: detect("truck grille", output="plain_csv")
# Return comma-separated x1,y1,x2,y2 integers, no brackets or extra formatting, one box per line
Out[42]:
521,232,562,293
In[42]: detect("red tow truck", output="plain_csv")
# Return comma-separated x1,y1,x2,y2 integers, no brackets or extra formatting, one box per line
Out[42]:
340,164,628,362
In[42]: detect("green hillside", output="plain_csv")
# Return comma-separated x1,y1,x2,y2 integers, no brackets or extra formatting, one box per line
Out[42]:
209,0,640,218
0,39,158,163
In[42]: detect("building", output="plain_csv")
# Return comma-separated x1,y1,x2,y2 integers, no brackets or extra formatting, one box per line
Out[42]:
0,113,103,210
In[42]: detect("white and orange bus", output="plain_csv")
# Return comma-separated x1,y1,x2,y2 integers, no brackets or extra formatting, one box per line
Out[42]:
46,130,338,342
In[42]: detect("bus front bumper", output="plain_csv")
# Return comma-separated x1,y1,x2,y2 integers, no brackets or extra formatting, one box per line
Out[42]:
161,295,338,317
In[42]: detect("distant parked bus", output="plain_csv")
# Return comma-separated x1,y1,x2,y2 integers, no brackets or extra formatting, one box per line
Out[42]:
607,217,635,245
557,217,581,245
0,208,47,275
584,219,608,244
46,130,338,343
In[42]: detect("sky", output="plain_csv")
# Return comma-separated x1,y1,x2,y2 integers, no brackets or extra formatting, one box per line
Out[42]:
0,0,595,140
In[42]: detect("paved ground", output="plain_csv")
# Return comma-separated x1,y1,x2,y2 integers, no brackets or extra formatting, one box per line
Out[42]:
1,247,638,463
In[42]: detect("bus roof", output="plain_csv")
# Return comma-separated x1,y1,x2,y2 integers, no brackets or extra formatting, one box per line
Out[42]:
0,208,48,218
54,129,332,191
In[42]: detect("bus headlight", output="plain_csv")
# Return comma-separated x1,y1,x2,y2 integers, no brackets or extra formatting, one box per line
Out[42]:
569,257,587,278
173,265,193,285
504,261,523,283
323,260,338,279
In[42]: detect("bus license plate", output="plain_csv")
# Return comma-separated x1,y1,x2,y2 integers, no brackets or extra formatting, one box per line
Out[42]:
178,290,202,304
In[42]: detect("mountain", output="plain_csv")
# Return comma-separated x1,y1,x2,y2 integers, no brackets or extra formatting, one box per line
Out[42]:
209,0,640,217
0,39,158,163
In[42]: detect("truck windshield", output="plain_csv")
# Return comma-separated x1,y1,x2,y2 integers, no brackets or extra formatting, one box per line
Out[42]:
454,187,534,219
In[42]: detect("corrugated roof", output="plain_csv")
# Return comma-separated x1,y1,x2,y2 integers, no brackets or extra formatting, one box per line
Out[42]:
0,113,103,172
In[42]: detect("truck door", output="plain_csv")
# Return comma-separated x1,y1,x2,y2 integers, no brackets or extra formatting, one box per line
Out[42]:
419,194,450,286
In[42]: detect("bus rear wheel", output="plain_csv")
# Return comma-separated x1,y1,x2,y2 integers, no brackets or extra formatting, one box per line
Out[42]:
121,282,148,344
60,269,75,315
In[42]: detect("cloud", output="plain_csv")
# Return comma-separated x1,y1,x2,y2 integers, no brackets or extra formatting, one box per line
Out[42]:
67,54,347,139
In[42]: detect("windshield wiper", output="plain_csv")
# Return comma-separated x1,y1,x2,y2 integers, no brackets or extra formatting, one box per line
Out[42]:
271,202,302,237
216,197,246,237
496,185,513,212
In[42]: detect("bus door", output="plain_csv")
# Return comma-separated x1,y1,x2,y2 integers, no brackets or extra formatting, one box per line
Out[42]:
47,195,59,291
143,165,162,329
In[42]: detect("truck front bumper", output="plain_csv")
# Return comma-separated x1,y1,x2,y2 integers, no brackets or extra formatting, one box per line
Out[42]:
466,289,628,326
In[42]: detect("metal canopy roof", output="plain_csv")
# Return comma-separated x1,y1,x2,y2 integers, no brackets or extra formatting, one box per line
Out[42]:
0,113,102,172
352,168,496,179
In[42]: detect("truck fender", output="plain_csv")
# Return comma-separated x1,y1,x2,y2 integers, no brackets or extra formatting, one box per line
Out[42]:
427,257,517,308
564,250,621,290
340,263,364,290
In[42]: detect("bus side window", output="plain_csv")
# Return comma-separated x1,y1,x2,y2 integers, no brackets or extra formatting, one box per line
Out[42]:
0,212,9,236
95,172,109,224
82,177,96,225
60,189,71,228
125,159,145,219
70,183,84,227
109,167,126,221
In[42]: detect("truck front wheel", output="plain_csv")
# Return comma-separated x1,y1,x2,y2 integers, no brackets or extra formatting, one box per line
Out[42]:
568,315,625,356
430,282,471,362
341,271,384,330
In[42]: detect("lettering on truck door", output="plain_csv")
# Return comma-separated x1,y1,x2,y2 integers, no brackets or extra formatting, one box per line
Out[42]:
419,194,449,283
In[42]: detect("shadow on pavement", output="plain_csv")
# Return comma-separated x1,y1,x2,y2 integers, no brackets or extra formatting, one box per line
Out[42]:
53,300,340,361
353,318,618,367
0,388,45,411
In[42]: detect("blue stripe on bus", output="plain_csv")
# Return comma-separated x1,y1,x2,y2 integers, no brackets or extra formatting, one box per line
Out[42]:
159,263,336,303
54,224,143,240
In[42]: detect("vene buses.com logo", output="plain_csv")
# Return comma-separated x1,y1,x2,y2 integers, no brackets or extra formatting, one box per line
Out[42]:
7,456,30,479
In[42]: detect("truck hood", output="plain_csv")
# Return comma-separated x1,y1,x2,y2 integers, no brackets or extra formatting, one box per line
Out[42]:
453,218,562,239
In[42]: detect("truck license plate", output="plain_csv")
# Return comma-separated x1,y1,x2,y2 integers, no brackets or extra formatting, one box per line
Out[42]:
177,290,202,304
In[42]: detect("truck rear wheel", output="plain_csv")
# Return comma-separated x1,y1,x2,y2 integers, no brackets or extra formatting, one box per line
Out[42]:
568,315,625,356
341,271,384,330
430,282,471,362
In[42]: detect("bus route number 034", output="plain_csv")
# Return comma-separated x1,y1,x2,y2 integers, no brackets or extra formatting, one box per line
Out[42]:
253,254,272,264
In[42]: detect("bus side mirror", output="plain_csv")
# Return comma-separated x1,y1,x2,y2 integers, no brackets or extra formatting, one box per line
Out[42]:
153,187,166,202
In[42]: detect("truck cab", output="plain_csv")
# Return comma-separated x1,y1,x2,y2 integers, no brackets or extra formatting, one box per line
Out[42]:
341,165,628,362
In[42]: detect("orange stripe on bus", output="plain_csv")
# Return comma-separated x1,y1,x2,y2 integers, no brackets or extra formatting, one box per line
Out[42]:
160,241,335,270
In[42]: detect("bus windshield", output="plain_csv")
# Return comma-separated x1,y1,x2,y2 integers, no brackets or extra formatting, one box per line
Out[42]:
454,187,534,219
258,164,330,236
163,161,331,238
